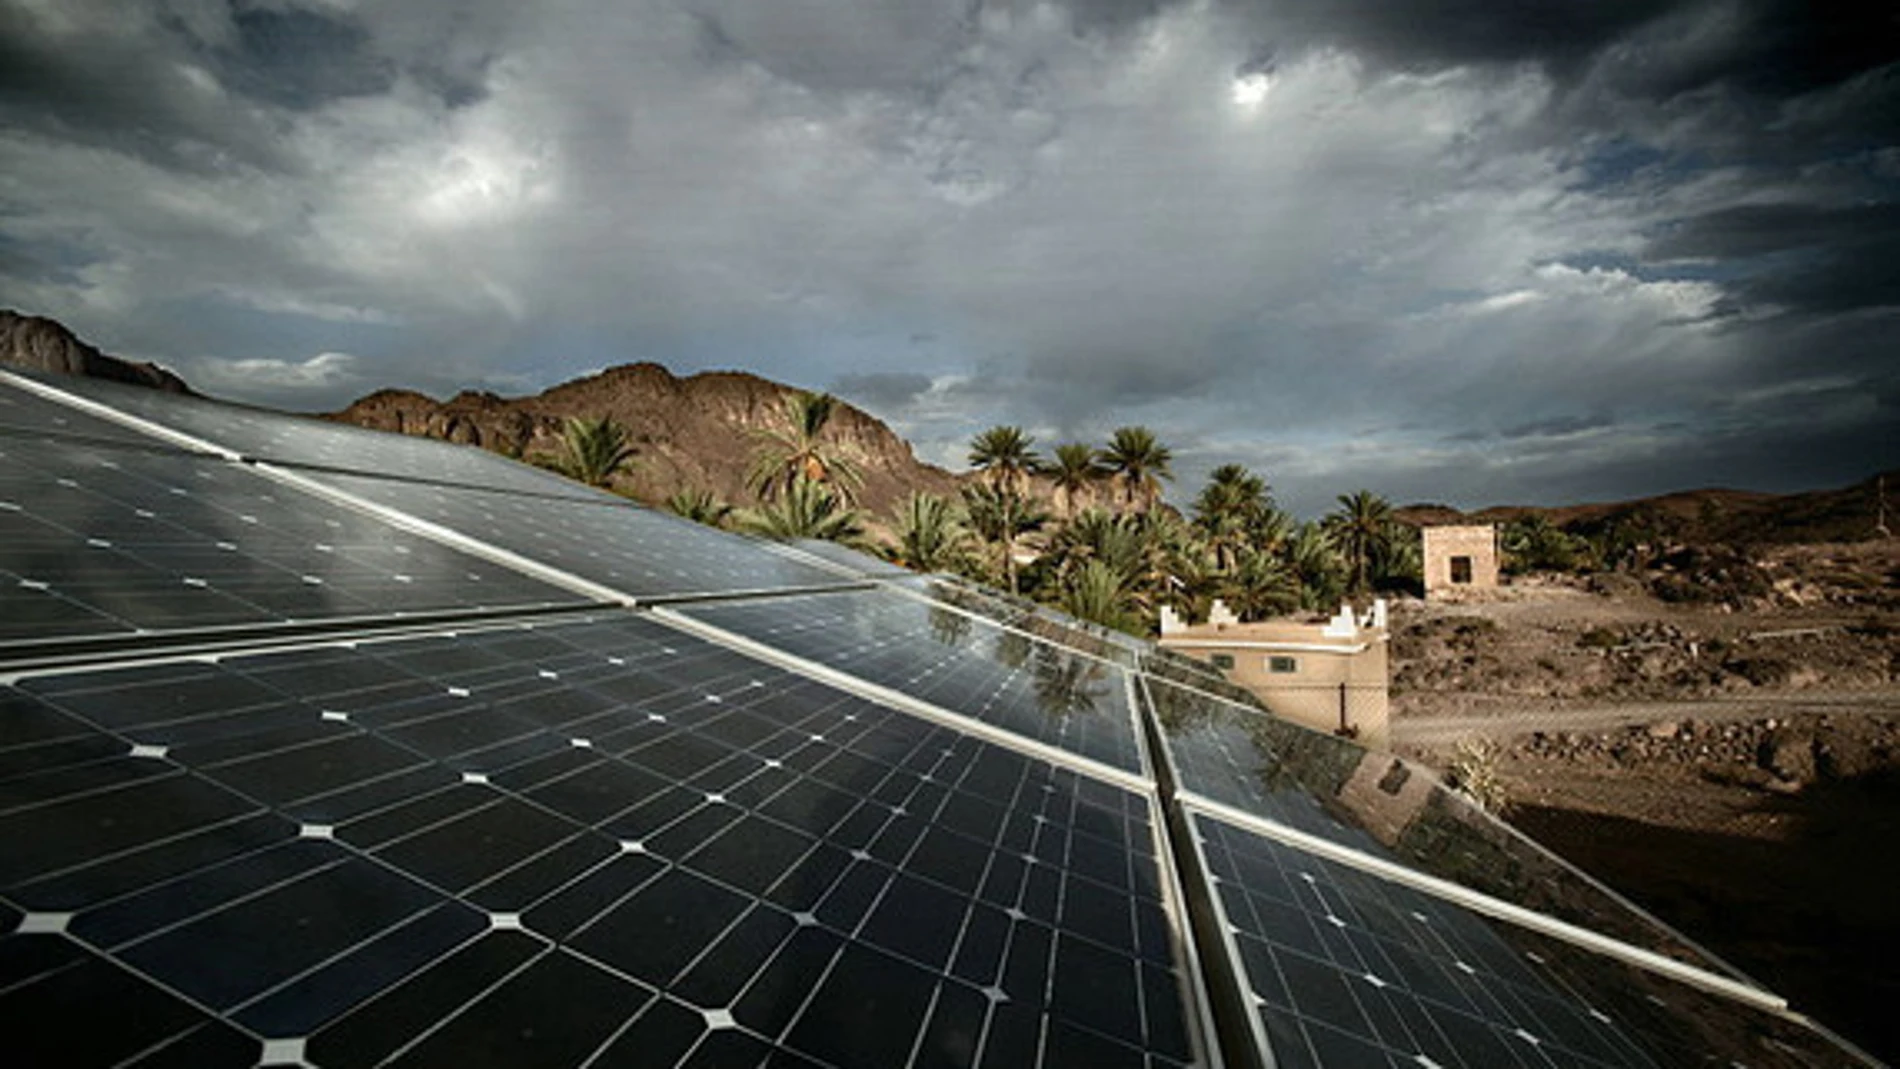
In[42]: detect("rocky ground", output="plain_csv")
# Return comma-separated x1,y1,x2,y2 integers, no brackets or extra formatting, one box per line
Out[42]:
1389,539,1900,1062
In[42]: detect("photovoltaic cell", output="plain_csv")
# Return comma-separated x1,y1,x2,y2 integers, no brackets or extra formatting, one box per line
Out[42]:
893,576,1145,669
1189,810,1855,1069
0,375,192,451
1148,676,1745,978
779,537,916,578
0,613,1203,1068
304,469,860,600
676,588,1149,775
8,368,612,501
0,437,587,644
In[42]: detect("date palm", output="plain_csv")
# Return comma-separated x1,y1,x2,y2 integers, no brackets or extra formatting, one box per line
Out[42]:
1046,442,1103,518
546,415,637,488
1193,463,1270,571
739,475,866,545
747,391,864,503
664,487,732,528
968,426,1042,497
886,492,971,573
1100,426,1173,513
961,482,1048,595
1323,489,1393,593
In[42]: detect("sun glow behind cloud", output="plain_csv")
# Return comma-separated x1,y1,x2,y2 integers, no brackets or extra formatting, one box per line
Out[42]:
1230,71,1273,108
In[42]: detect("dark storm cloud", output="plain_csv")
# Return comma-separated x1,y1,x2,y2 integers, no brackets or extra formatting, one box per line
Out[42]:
2,0,1896,515
1650,203,1900,314
0,2,288,173
830,371,934,411
211,5,395,111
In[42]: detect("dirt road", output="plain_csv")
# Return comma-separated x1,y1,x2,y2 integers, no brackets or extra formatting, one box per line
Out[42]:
1393,686,1900,747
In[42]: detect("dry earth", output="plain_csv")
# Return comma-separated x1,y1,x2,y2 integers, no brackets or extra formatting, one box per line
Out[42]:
1389,540,1900,1062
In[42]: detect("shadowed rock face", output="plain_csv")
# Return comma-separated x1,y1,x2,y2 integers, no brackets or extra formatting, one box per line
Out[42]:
328,363,963,512
0,310,192,394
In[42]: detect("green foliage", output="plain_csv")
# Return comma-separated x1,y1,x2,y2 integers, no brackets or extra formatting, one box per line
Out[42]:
967,426,1042,496
1501,515,1588,574
1444,737,1511,815
663,487,733,528
1099,426,1174,512
1323,489,1395,593
885,492,971,573
961,482,1048,595
544,415,638,488
746,391,864,503
737,476,866,545
1060,560,1143,634
1046,442,1104,516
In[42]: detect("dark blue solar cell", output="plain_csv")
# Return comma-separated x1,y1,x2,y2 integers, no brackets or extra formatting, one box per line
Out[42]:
1190,809,1856,1069
676,587,1148,774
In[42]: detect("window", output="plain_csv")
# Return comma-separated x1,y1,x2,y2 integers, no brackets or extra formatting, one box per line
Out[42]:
1450,555,1473,584
1210,653,1235,671
1268,655,1297,674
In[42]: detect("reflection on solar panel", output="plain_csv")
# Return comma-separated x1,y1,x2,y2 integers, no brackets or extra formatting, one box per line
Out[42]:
674,589,1149,776
307,470,859,601
3,615,1202,1068
1188,811,1847,1068
779,538,916,578
1146,677,1746,975
0,436,585,645
0,377,195,450
0,372,1878,1068
9,368,610,501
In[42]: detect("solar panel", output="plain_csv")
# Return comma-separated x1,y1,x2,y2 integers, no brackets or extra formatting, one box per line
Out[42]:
6,368,613,502
777,538,916,578
1187,809,1854,1068
0,436,588,646
0,375,197,451
2,612,1208,1068
1145,675,1748,978
673,588,1150,777
0,374,1880,1067
301,469,861,601
892,576,1146,669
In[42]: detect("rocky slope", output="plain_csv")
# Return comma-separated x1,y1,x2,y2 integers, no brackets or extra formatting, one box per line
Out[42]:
0,309,191,393
329,363,964,515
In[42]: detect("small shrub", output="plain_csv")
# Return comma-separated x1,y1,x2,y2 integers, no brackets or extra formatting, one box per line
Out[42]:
1444,737,1511,815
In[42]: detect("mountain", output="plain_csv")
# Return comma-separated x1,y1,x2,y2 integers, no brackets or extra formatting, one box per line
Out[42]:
329,363,963,515
0,309,191,393
1395,472,1897,545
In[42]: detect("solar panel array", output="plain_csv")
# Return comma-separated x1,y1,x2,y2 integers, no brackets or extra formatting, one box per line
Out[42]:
0,368,1876,1068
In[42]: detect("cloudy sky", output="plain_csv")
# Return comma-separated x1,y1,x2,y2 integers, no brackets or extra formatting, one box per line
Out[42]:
2,0,1896,516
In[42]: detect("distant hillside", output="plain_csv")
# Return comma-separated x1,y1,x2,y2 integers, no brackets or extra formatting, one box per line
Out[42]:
0,309,191,393
328,364,966,515
1396,472,1897,545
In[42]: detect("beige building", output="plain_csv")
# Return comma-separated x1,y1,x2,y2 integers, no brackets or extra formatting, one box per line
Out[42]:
1158,600,1391,749
1422,524,1500,600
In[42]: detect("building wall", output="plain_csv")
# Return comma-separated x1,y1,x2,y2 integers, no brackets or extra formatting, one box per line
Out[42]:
1422,525,1500,600
1170,640,1390,749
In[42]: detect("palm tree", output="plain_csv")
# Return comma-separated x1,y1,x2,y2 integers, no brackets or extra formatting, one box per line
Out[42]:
545,415,637,487
1059,560,1140,633
1193,463,1270,571
967,426,1042,497
1100,426,1173,512
1324,489,1394,593
663,487,732,528
1286,521,1346,611
738,476,866,544
746,391,864,502
886,492,971,573
962,483,1048,595
1046,443,1103,517
1223,548,1301,619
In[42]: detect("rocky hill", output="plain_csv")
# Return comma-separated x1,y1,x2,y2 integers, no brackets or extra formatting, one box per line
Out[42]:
0,310,192,393
329,363,964,515
1396,472,1897,546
